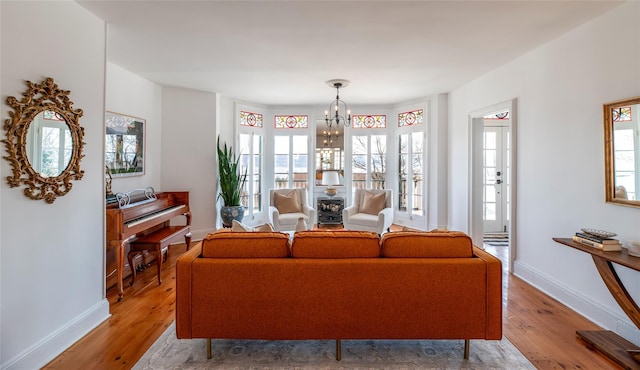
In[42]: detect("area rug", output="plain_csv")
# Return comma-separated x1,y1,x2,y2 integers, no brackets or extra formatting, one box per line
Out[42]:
483,232,509,247
133,323,535,369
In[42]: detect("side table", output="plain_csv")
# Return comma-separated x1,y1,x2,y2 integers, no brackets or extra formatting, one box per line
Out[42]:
317,197,344,227
554,237,640,369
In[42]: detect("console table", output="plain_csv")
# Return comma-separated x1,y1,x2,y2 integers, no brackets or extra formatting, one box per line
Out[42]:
317,197,344,227
554,238,640,369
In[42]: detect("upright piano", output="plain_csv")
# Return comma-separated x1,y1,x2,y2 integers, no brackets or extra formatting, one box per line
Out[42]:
106,188,191,300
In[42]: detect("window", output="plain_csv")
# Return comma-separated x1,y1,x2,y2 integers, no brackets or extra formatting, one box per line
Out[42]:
240,111,263,127
352,135,387,190
614,125,637,200
38,123,73,177
352,115,386,129
398,109,424,127
274,115,308,129
239,133,263,214
274,135,308,189
397,132,423,215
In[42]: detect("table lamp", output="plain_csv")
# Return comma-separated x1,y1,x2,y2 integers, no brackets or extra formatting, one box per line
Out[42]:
321,171,340,197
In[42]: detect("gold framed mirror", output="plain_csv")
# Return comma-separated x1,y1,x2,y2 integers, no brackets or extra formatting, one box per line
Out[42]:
604,96,640,208
2,77,85,203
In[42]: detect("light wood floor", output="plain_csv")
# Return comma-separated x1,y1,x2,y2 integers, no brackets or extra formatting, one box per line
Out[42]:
44,235,620,369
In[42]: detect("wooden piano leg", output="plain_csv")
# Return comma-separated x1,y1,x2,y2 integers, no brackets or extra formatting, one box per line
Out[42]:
115,240,125,301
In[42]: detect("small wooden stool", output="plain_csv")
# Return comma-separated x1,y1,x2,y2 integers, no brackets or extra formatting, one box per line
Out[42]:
128,225,191,285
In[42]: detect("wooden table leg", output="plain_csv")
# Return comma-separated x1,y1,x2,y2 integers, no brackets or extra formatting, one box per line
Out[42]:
581,255,640,368
592,255,640,328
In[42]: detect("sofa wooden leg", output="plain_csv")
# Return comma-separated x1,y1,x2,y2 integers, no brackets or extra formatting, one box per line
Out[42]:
207,338,212,359
464,339,469,359
336,339,341,361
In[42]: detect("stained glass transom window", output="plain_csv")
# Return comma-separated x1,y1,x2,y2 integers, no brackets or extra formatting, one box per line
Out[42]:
274,115,308,129
484,111,509,120
613,107,632,122
398,109,424,127
352,115,386,129
44,110,64,121
240,111,263,128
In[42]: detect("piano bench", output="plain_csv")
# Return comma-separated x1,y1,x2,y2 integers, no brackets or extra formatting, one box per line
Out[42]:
128,225,191,286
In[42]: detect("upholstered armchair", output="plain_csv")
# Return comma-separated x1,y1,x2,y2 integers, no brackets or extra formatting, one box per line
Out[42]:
269,188,316,231
342,189,393,234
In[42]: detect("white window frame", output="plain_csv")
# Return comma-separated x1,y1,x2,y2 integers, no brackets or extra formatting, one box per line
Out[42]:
273,134,310,190
395,110,427,228
238,131,263,221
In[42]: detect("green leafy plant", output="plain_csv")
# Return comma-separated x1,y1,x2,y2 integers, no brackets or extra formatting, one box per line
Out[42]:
217,136,247,207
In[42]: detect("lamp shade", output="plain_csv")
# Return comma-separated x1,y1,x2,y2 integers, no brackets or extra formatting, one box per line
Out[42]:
321,171,340,186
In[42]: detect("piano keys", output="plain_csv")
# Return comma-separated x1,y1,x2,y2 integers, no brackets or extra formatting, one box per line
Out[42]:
106,188,191,300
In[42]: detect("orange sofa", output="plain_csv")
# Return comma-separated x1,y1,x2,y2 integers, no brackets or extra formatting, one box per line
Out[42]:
176,229,502,360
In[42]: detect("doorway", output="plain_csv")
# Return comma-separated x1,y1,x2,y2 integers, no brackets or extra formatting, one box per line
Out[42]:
483,125,509,233
469,99,517,272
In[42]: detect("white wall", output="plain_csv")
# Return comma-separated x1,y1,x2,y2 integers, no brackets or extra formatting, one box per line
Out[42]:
449,1,640,343
161,87,218,239
106,62,163,193
0,2,109,369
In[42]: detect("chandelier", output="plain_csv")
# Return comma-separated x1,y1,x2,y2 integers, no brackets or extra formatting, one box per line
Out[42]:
325,79,351,129
322,128,340,146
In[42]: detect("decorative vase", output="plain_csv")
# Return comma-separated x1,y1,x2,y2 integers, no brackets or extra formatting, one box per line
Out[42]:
220,205,245,228
295,217,307,232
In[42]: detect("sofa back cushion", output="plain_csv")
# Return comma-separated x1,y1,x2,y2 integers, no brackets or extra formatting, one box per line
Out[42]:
202,229,290,258
291,231,380,258
381,231,473,258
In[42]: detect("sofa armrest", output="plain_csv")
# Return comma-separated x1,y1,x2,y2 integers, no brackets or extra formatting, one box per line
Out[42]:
377,207,394,234
302,204,316,228
176,241,203,339
269,206,280,226
473,246,503,339
343,205,357,219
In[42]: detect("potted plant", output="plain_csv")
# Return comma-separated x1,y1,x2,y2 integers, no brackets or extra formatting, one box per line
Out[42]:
217,136,247,227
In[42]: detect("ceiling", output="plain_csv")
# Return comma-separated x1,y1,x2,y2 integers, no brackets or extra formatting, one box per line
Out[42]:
78,0,622,106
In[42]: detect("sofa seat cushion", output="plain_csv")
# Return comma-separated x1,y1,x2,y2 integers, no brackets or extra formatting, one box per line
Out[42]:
348,212,379,227
277,212,308,226
292,231,380,258
202,229,290,258
381,231,473,258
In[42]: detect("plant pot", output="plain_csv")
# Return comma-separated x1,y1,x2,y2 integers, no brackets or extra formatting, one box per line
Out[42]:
220,205,245,228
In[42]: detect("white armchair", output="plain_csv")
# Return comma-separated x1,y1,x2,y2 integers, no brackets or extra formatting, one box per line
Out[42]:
269,188,316,231
342,189,393,234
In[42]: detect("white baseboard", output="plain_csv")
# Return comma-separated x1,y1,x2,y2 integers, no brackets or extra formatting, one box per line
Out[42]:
2,299,110,370
513,260,640,346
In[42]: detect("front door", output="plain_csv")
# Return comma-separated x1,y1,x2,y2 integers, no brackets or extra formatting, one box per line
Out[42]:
483,126,509,233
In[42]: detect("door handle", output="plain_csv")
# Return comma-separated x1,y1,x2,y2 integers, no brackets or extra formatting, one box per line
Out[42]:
496,179,502,184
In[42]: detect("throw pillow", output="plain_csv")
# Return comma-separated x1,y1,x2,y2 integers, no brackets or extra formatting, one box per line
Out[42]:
231,220,274,232
231,220,253,231
274,190,301,213
360,191,386,215
254,223,275,232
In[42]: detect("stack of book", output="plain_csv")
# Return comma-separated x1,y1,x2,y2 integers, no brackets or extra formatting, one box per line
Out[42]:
573,232,622,251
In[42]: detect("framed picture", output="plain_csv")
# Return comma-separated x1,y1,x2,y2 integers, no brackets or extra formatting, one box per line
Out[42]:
105,111,145,177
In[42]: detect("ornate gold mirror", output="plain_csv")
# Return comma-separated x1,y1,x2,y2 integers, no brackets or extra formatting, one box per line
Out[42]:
604,96,640,208
3,77,85,203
